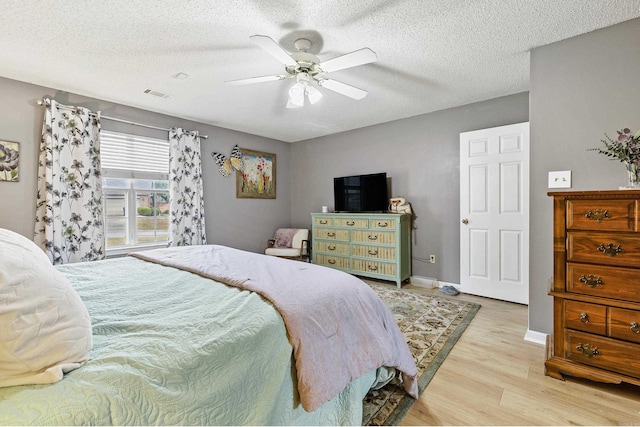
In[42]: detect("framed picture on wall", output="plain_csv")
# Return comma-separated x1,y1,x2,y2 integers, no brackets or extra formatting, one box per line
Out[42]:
0,140,19,182
236,148,276,199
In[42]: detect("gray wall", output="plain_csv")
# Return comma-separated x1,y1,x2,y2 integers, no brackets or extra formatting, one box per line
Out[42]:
529,18,640,334
0,77,291,253
2,17,637,338
290,93,529,283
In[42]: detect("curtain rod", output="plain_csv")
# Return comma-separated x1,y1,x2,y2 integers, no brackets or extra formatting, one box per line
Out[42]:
36,99,209,139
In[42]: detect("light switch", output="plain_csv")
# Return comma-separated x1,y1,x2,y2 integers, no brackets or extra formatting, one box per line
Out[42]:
548,171,572,188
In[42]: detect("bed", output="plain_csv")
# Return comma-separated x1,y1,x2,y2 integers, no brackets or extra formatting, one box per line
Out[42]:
0,229,417,425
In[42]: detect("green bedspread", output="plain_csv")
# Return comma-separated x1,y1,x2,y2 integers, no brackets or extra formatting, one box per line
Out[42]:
0,257,375,425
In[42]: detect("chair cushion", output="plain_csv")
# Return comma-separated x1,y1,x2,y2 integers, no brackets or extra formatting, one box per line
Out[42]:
273,229,308,249
291,229,309,249
265,247,303,257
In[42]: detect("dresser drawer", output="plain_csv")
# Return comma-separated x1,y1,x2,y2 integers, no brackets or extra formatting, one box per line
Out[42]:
610,307,640,344
567,199,638,231
314,241,350,256
351,230,396,245
352,259,396,277
370,218,396,229
567,231,640,268
564,300,606,335
334,218,369,228
565,330,640,379
314,228,350,241
351,244,396,260
315,254,350,270
314,217,333,226
567,263,640,303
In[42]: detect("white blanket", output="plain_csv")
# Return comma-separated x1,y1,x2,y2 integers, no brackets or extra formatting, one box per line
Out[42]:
130,245,418,411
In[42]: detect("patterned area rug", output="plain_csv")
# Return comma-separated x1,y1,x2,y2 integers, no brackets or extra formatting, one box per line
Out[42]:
362,283,481,426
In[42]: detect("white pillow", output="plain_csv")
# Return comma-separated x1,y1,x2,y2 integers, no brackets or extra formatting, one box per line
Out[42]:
0,228,92,387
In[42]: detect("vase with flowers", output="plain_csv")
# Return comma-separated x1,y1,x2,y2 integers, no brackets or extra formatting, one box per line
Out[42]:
590,127,640,189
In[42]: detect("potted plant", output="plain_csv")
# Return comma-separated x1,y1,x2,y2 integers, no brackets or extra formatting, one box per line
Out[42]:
590,128,640,188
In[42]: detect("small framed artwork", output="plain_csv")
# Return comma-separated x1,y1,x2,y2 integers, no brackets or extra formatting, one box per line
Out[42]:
236,148,276,199
0,140,19,182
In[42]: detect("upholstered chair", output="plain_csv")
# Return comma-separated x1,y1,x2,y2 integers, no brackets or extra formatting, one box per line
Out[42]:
265,228,310,261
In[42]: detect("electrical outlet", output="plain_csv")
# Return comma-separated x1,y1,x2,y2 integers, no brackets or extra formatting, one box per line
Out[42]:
548,170,572,188
429,254,436,263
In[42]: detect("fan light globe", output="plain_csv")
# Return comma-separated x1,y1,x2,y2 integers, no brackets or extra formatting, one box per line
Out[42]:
306,86,323,104
286,83,305,108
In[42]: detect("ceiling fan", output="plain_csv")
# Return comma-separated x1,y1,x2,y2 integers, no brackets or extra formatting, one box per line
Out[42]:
225,35,377,108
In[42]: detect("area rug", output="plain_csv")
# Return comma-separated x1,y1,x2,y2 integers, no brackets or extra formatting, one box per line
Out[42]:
362,283,481,426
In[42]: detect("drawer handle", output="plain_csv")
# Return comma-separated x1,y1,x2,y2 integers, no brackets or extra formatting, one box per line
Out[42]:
327,232,336,237
367,265,378,271
368,235,378,241
631,322,640,334
346,220,355,226
328,245,336,251
319,220,328,224
368,249,378,256
596,243,623,256
578,274,604,288
377,222,389,227
328,259,336,265
576,343,600,358
584,209,611,222
579,312,590,323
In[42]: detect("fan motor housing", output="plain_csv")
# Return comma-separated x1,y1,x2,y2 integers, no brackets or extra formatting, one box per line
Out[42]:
287,51,322,76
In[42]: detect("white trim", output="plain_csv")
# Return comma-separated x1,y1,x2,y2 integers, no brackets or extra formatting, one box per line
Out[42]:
437,280,460,291
410,275,439,289
524,329,547,346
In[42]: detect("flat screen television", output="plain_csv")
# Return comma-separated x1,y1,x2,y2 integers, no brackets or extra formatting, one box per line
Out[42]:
333,172,388,213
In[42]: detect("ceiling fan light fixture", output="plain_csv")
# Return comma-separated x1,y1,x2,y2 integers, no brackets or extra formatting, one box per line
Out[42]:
230,35,376,107
286,82,305,108
306,85,323,104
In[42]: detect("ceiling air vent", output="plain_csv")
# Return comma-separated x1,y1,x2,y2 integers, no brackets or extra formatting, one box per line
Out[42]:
143,89,170,99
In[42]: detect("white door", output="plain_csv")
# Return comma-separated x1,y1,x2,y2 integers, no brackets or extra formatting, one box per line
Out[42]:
459,122,529,304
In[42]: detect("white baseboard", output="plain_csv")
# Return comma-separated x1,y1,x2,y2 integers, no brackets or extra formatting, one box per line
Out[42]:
524,329,547,346
438,280,459,290
410,275,438,289
411,277,463,292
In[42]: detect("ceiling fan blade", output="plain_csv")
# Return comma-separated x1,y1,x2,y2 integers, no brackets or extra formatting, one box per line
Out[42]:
225,74,288,86
319,48,377,73
249,35,298,67
317,79,368,100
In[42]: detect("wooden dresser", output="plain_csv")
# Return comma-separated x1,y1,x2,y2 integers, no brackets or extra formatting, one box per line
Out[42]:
311,213,411,288
546,190,640,386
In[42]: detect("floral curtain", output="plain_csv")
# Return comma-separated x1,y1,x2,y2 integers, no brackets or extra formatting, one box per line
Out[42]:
168,128,207,246
34,98,104,264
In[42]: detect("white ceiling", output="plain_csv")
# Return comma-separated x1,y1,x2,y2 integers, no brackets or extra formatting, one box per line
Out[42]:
1,1,639,142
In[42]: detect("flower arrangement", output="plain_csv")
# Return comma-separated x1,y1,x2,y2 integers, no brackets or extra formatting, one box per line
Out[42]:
590,128,640,188
590,128,640,162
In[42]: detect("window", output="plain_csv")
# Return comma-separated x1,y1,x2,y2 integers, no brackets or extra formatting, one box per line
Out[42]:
100,131,170,253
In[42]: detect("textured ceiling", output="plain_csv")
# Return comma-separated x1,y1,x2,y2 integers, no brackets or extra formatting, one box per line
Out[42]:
1,1,639,142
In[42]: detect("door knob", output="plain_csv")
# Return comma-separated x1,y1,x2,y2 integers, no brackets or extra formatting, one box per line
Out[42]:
462,218,469,224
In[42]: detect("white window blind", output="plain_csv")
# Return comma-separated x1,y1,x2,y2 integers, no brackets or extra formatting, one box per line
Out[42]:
100,130,169,179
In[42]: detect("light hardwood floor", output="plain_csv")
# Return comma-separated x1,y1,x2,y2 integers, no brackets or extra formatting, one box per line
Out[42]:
395,284,640,426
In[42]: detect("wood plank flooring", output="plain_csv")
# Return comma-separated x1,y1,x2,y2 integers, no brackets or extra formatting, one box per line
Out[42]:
392,284,640,426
